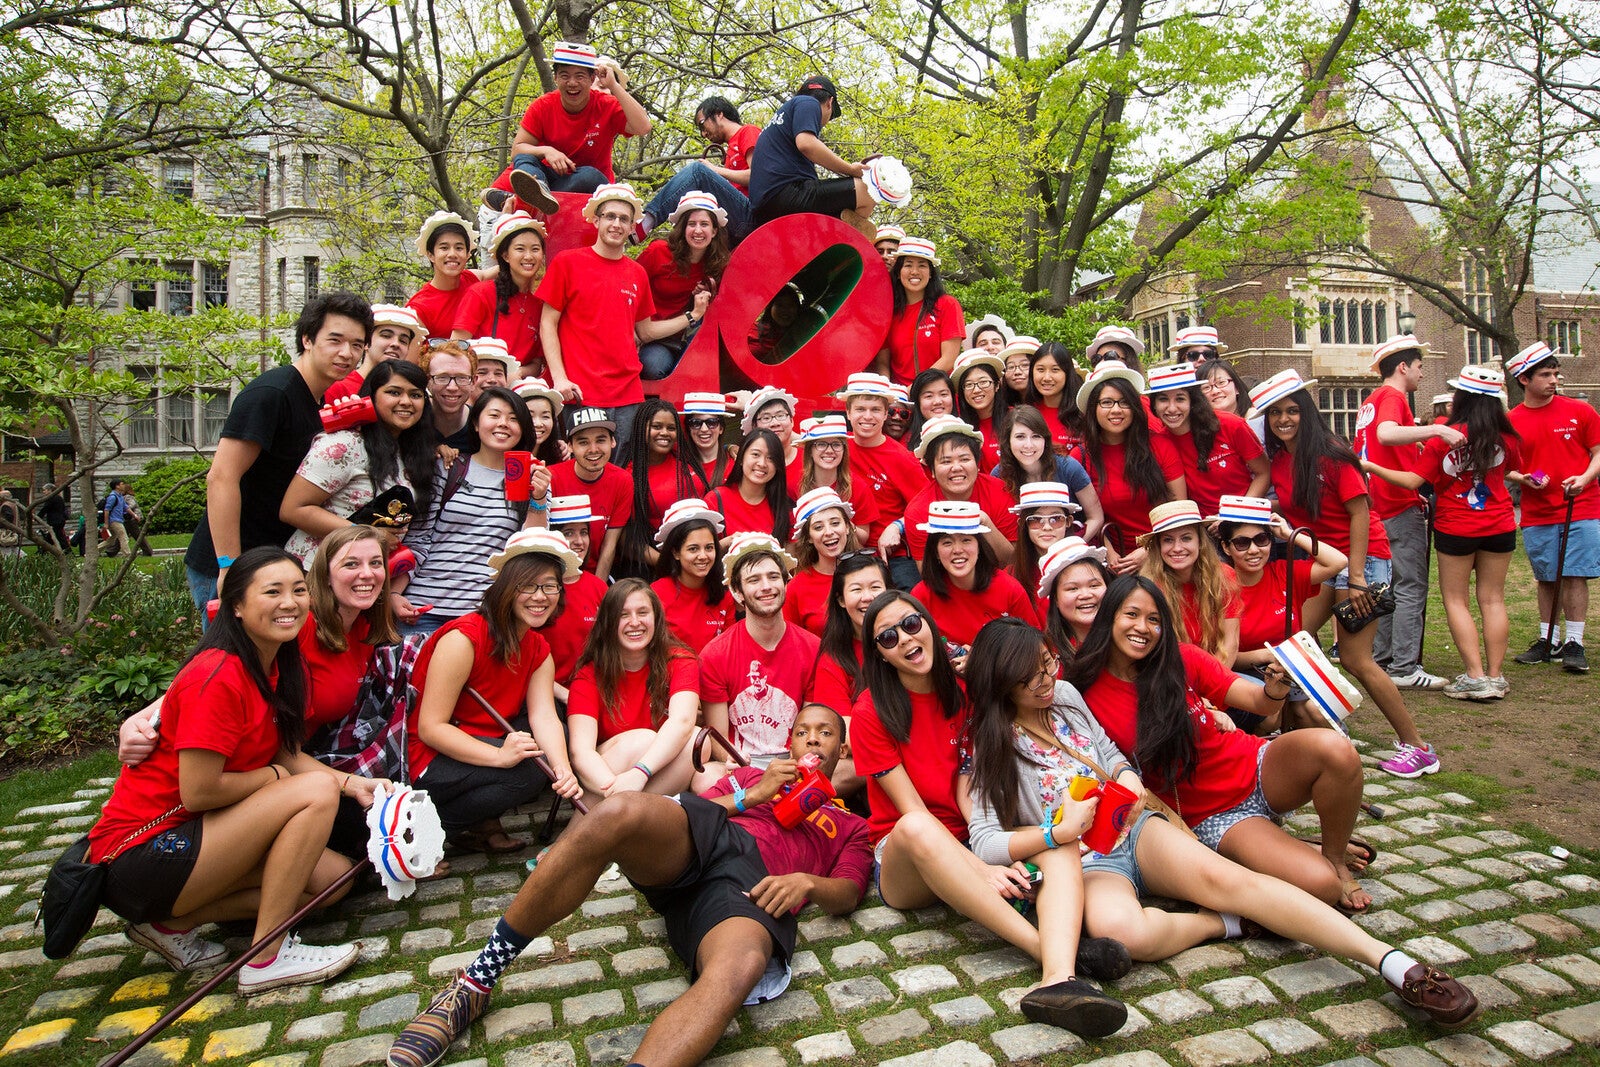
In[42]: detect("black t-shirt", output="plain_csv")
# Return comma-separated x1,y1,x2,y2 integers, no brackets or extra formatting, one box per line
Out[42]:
748,95,825,209
185,364,322,576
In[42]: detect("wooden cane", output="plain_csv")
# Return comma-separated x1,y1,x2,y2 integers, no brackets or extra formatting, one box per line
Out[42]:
463,687,589,816
104,858,372,1067
1545,491,1579,649
691,725,750,773
1285,525,1320,641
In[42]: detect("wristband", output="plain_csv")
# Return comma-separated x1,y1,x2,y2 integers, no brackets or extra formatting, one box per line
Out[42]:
216,554,235,569
1265,686,1291,701
728,775,747,813
271,765,281,780
529,498,549,512
1040,817,1059,850
632,761,653,780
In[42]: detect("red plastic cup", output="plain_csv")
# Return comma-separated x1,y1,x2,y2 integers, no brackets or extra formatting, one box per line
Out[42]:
320,395,376,433
1081,779,1139,854
504,451,533,502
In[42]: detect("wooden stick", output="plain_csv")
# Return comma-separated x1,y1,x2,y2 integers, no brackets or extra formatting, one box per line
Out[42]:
463,687,588,815
691,725,750,773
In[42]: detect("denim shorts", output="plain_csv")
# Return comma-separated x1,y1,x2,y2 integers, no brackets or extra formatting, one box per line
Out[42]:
1524,519,1600,580
1332,554,1392,591
1191,746,1283,851
1080,808,1163,896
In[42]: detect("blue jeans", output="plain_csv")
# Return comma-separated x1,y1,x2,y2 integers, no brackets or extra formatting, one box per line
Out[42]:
512,154,606,195
401,613,452,640
641,161,754,245
185,566,218,619
608,403,642,457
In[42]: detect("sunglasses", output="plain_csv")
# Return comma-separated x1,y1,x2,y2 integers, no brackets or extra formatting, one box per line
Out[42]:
1227,532,1274,551
874,611,926,649
685,417,722,430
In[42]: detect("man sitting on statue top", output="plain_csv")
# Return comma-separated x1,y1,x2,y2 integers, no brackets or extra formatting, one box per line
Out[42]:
635,95,760,247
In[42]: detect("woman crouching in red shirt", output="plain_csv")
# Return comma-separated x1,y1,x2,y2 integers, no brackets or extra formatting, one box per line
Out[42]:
88,547,358,994
1069,575,1373,912
911,501,1038,666
409,530,583,852
650,500,734,654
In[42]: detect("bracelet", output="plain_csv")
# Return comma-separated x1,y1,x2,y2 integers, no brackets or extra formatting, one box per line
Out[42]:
342,773,351,791
271,765,281,780
632,761,653,779
216,554,235,569
529,498,549,512
729,776,747,813
1040,818,1059,850
1264,686,1291,701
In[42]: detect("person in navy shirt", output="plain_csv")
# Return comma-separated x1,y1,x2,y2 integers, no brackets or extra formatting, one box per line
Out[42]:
748,75,877,232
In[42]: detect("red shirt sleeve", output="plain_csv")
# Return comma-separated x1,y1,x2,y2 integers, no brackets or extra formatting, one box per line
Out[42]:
534,254,572,312
1152,434,1184,483
937,295,966,342
668,651,700,698
1182,643,1236,707
567,664,600,720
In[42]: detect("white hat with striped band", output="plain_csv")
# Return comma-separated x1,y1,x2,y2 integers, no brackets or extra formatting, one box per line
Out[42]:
794,486,854,526
1010,482,1082,515
1367,334,1427,373
1035,536,1108,600
1268,630,1362,731
912,414,984,462
1085,324,1145,361
895,236,938,265
667,191,728,228
549,494,604,527
798,414,850,443
1137,500,1206,545
654,499,725,548
1506,341,1557,379
1000,335,1043,361
1245,368,1317,418
372,304,424,334
551,41,599,68
681,392,731,417
487,527,582,579
722,531,797,583
740,385,800,436
840,372,898,401
1144,361,1199,394
917,500,990,536
1210,495,1274,525
1170,325,1226,353
1447,364,1506,397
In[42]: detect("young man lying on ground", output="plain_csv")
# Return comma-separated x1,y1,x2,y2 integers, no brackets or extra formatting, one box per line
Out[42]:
388,703,871,1067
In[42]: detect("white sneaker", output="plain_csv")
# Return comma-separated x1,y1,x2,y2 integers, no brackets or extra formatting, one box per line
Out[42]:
1389,667,1447,690
237,933,359,995
126,922,228,971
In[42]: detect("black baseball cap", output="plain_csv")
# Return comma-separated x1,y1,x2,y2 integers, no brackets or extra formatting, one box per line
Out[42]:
798,74,842,117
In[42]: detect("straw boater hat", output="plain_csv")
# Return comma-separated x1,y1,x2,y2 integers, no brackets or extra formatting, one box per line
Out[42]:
916,500,990,536
1075,359,1146,411
371,304,424,336
794,486,854,526
1367,334,1428,374
1169,325,1227,354
722,531,797,583
1144,361,1199,394
654,499,724,548
740,385,800,436
681,392,732,419
1209,495,1275,525
912,414,984,463
1269,630,1363,731
581,183,645,223
548,494,605,529
1431,393,1454,408
1448,364,1506,398
1506,341,1558,379
594,54,628,87
888,382,910,406
469,338,518,376
512,377,563,417
415,211,478,258
894,236,938,265
1035,536,1108,600
487,528,582,580
667,191,728,229
839,372,899,402
1084,325,1145,362
550,41,599,68
797,414,850,443
951,349,1005,390
1137,500,1206,546
863,158,913,208
874,224,905,245
1009,482,1082,515
487,211,547,258
999,336,1043,362
1245,369,1317,419
965,314,1013,350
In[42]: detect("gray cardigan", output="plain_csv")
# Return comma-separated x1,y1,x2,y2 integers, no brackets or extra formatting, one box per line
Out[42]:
966,680,1132,866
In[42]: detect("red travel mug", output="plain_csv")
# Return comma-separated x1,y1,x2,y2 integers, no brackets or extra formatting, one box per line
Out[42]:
504,451,533,502
320,395,376,433
1080,779,1139,854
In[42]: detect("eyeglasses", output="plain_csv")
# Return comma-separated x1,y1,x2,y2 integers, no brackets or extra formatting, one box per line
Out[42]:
838,550,878,564
518,581,563,598
756,409,793,427
595,211,634,224
1026,513,1068,529
1227,533,1274,551
685,417,722,430
1097,398,1132,411
429,374,472,387
874,611,926,649
811,439,845,451
1029,653,1061,690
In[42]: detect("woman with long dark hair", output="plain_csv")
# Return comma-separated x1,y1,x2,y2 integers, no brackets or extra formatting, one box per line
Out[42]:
968,618,1479,1031
814,552,890,721
1000,334,1039,406
875,237,965,383
617,398,710,576
1139,501,1241,670
786,487,862,636
906,368,956,454
409,530,582,851
1025,341,1086,453
681,392,734,486
637,193,728,380
1199,359,1251,418
1146,362,1266,517
1074,362,1184,571
911,502,1037,656
703,428,791,545
88,547,359,993
282,360,437,565
1038,537,1112,658
954,350,1009,470
512,377,566,466
1364,366,1522,701
452,212,547,373
1069,575,1373,912
853,591,1130,1038
567,579,701,801
650,500,734,654
1255,370,1437,778
997,406,1102,539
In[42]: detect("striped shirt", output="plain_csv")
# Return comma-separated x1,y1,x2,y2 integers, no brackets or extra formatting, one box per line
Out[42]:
404,459,524,618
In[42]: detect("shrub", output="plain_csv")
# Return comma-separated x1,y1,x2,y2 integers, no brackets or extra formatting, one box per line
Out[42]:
947,277,1121,365
132,455,211,534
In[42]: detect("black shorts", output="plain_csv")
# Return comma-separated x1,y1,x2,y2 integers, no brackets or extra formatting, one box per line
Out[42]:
632,794,795,976
102,817,204,924
1435,528,1517,556
752,178,859,227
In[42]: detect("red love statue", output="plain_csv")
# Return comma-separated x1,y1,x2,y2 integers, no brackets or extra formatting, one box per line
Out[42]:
645,214,892,405
535,192,599,257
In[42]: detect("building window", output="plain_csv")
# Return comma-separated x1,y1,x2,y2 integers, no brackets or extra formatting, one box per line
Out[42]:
276,157,287,208
167,266,193,317
202,390,229,445
1317,298,1388,347
1141,317,1171,355
303,256,320,299
1464,259,1499,364
166,391,194,445
277,258,287,310
129,261,158,312
163,160,194,200
1549,319,1581,355
1293,302,1310,346
127,367,159,446
202,263,228,309
1318,384,1374,442
124,261,207,314
382,275,407,305
302,155,319,206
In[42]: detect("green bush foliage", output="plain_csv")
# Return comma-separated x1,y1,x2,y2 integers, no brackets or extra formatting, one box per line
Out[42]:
947,277,1123,368
132,456,211,534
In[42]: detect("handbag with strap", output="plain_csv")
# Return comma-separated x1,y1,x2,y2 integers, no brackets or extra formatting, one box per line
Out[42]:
1332,580,1396,634
39,805,183,958
1019,715,1198,842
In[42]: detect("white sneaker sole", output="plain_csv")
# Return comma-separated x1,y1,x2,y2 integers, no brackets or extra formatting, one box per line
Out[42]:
126,924,227,971
1391,676,1446,690
238,944,359,995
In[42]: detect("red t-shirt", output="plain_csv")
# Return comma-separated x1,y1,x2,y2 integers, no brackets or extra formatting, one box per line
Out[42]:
784,471,882,540
702,765,873,910
903,473,1020,560
1269,450,1390,560
851,437,930,546
973,413,1003,472
568,652,699,744
723,125,762,193
323,368,366,404
1237,560,1317,653
1414,431,1522,538
1074,436,1183,545
1352,384,1424,520
700,623,821,756
408,613,551,779
1158,413,1264,519
783,567,834,636
300,615,375,733
518,91,630,182
1509,396,1600,525
1177,572,1242,650
408,279,482,341
1081,643,1266,824
704,484,776,539
453,284,545,367
1038,402,1084,456
911,573,1040,647
550,460,634,571
536,248,655,407
651,576,735,654
852,686,969,845
638,240,709,320
89,650,281,861
643,456,708,531
885,295,966,385
813,642,864,718
539,572,607,685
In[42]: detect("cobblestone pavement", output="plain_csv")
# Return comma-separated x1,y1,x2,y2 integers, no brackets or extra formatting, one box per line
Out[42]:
2,745,1599,1066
